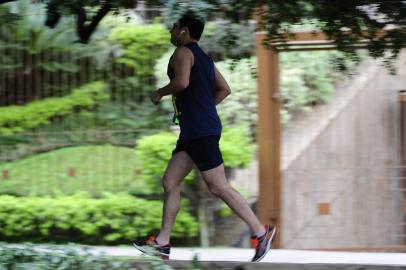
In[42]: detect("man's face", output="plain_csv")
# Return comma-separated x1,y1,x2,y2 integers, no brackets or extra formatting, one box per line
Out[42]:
169,22,182,46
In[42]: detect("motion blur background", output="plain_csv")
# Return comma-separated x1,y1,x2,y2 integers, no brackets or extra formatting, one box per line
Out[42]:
0,0,405,259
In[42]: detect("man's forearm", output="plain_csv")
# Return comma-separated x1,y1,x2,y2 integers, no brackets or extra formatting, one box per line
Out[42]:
157,79,188,97
215,89,230,105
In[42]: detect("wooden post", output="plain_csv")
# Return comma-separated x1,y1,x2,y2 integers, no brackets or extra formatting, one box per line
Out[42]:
256,33,281,248
399,91,406,244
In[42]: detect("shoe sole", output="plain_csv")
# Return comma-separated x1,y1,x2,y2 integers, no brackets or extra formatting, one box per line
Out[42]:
133,243,169,260
253,226,278,263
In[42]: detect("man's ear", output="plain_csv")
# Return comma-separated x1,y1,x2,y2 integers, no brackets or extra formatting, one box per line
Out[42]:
180,27,188,34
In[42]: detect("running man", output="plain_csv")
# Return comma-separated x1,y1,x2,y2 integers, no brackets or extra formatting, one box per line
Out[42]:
133,11,277,262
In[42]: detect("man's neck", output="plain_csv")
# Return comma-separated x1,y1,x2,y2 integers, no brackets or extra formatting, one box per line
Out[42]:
178,39,198,47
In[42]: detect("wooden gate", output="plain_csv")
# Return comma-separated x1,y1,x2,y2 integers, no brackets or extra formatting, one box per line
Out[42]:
256,31,406,250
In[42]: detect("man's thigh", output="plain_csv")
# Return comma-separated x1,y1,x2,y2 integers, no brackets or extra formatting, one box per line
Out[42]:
199,163,227,186
164,151,195,184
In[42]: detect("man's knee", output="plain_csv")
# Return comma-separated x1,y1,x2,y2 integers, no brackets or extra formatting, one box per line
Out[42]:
207,182,229,197
162,176,181,193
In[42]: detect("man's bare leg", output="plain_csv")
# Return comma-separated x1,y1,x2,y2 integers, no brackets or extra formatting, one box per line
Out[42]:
156,151,194,245
200,163,264,234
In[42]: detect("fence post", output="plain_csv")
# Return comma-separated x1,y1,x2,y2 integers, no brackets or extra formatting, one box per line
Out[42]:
256,32,281,248
399,90,406,244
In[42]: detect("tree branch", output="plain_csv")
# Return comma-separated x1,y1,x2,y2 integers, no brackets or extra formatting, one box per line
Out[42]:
73,1,112,44
0,0,16,4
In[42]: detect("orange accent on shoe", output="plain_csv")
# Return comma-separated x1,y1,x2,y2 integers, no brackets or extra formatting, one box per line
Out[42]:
145,235,157,245
148,235,157,241
251,236,259,248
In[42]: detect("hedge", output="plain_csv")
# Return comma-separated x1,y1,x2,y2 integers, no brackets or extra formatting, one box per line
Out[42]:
0,193,198,245
0,82,108,135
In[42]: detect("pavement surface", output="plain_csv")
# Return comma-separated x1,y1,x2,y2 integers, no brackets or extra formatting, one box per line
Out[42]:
89,246,406,266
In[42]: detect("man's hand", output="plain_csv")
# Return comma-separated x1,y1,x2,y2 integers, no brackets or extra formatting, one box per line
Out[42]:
150,90,162,105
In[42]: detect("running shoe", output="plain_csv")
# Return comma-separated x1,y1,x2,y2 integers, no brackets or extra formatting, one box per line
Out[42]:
251,225,277,262
133,235,171,260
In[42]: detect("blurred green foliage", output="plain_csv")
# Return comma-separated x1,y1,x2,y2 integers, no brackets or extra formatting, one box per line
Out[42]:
160,0,403,73
108,24,170,96
0,9,174,150
0,243,132,270
2,0,403,71
109,24,170,77
220,127,256,168
0,0,113,110
215,58,258,131
279,51,358,123
199,22,256,61
0,145,153,197
0,193,198,245
0,82,108,135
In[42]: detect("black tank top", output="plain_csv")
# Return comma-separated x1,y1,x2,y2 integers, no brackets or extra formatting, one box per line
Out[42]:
167,42,222,140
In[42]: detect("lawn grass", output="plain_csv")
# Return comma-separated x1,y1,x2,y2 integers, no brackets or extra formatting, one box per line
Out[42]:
0,145,154,196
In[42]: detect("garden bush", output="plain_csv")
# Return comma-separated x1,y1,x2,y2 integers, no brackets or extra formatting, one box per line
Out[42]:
0,193,198,245
0,82,108,135
108,24,171,97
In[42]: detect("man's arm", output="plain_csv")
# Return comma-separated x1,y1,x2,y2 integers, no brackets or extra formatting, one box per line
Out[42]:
150,47,194,105
214,66,231,105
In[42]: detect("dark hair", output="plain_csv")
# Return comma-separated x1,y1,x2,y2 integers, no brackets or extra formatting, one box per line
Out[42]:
178,11,205,41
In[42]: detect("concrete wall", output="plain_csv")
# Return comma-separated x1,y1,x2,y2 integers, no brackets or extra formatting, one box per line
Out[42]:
281,52,406,249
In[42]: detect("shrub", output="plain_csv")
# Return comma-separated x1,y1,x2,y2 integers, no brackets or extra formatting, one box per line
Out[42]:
220,126,256,168
105,24,173,132
0,193,198,245
0,82,108,135
109,23,170,81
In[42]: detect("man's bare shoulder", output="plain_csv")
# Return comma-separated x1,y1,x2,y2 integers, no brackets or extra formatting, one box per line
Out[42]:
173,46,194,59
170,46,194,67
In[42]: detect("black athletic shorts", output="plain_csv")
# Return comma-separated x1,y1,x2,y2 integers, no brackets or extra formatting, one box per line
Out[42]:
172,135,224,171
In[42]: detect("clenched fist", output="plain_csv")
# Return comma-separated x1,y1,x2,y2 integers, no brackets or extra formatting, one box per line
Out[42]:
150,90,162,105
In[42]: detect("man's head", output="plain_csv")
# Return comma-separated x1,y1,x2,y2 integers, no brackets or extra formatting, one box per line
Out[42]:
170,11,204,46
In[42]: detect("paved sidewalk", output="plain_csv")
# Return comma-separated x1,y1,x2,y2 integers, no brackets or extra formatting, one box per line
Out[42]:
90,246,406,266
